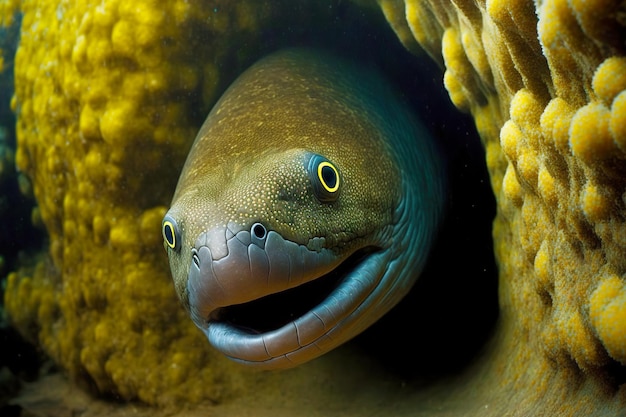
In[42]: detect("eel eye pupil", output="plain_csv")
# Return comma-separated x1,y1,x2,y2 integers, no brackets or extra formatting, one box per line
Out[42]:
164,223,175,247
162,217,180,252
319,163,338,191
308,154,341,203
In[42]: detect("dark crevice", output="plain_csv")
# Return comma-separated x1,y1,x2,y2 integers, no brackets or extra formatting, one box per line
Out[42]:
601,357,626,393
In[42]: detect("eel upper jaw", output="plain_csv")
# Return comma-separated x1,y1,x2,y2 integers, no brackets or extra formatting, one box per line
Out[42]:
186,223,386,369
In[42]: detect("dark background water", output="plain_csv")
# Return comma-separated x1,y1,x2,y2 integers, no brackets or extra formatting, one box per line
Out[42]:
0,13,48,416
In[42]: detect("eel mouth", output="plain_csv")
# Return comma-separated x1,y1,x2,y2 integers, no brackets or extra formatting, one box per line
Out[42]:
208,246,379,335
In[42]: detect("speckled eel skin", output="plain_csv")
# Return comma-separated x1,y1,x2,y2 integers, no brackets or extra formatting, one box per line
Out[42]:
162,48,444,369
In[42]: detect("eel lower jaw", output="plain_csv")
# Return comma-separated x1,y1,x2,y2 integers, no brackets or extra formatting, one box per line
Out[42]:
202,246,383,369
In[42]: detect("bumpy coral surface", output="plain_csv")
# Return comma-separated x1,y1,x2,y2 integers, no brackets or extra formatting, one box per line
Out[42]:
378,0,626,413
1,0,335,406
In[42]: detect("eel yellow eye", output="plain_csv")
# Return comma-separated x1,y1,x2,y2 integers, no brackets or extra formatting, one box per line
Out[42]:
162,215,181,252
307,154,341,203
318,161,339,193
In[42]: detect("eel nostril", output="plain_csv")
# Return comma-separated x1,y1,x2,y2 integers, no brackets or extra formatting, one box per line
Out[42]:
192,249,200,269
252,223,267,240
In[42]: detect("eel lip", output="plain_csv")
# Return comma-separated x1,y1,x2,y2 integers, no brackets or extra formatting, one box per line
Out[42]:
204,246,380,367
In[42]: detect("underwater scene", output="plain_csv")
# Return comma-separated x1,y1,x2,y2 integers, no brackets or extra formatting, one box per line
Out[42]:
1,0,625,416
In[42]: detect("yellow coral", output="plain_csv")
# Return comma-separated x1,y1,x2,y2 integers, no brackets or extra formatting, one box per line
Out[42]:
378,0,626,412
590,274,626,364
610,90,626,150
569,102,615,162
0,0,19,26
3,0,338,407
593,57,626,106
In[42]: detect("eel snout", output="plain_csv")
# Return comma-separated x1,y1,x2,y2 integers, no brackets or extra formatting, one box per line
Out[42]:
186,221,383,368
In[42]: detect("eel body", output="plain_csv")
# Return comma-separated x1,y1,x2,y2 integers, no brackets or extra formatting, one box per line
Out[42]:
162,48,444,369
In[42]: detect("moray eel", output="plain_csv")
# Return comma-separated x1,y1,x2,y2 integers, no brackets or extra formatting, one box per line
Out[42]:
162,48,444,369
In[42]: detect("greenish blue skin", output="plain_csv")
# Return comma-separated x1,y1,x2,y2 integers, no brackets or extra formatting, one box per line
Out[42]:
162,48,444,369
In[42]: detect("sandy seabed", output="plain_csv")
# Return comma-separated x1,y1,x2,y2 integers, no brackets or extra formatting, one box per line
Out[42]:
9,343,478,417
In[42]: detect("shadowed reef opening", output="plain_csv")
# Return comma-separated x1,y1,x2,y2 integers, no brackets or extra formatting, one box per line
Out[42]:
251,0,500,381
